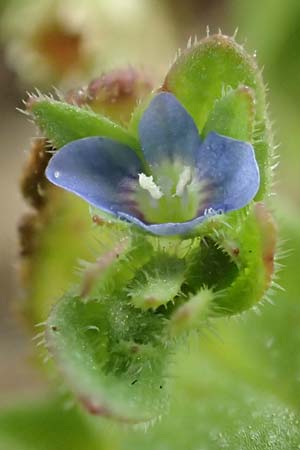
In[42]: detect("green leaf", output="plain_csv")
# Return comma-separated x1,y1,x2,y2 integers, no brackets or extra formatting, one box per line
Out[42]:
163,34,272,198
45,292,172,422
211,204,275,314
127,254,186,310
184,204,277,315
169,288,214,336
202,85,255,141
28,98,139,150
128,92,156,137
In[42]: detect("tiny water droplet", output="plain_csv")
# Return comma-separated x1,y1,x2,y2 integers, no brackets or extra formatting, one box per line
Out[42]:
54,171,60,179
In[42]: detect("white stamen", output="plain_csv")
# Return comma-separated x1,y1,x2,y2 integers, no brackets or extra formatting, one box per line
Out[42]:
138,173,163,200
175,166,193,196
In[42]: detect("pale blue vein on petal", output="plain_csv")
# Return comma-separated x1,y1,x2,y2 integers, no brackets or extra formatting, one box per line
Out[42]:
45,137,143,216
196,132,260,213
139,92,202,167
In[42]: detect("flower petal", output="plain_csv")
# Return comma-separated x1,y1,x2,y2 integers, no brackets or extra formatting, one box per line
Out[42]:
46,137,143,217
139,92,202,167
197,132,260,212
117,211,218,236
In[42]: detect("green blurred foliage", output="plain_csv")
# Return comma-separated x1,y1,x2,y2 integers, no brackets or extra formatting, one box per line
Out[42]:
0,398,102,450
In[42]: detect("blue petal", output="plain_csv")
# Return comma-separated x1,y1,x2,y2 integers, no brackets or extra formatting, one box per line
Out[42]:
117,211,218,236
46,137,143,217
139,92,202,167
197,132,260,212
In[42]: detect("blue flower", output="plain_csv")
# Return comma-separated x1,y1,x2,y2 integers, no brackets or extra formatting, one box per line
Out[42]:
46,92,259,236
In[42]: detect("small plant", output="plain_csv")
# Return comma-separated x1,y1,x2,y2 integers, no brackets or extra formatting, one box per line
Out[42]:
7,32,293,450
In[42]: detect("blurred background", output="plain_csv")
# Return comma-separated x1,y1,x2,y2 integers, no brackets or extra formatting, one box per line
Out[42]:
0,0,299,420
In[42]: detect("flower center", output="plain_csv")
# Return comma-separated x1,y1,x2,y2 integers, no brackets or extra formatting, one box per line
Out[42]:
134,160,209,224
